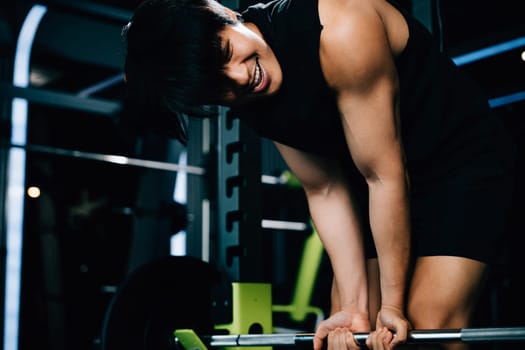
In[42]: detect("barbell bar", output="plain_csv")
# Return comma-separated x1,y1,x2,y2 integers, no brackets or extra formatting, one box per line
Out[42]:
175,327,525,349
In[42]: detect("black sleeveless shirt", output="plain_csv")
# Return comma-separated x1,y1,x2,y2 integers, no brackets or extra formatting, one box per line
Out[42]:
234,0,502,181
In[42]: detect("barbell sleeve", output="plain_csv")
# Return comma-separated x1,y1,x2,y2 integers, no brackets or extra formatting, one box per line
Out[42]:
208,334,299,347
460,327,525,343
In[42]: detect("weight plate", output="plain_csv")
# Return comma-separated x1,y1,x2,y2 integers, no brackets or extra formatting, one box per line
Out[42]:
100,255,220,350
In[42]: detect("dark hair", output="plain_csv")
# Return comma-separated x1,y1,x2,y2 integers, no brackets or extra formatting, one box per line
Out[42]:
122,0,236,145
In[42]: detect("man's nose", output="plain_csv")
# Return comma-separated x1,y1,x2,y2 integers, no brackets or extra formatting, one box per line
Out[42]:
225,63,249,88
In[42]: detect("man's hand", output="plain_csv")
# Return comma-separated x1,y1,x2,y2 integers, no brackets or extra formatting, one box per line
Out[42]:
313,310,370,350
367,306,411,349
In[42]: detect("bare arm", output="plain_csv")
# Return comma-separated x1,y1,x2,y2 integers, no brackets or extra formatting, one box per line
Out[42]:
320,0,410,324
274,142,370,329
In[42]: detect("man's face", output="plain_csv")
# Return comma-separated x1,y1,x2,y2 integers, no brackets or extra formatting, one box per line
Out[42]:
218,21,282,106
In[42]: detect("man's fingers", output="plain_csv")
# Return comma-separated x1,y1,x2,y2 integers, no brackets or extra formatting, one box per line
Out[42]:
313,336,323,350
389,320,410,346
314,326,329,350
344,331,361,350
325,328,361,350
366,327,393,350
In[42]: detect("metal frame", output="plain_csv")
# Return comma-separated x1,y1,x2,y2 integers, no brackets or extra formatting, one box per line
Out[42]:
0,83,121,116
215,106,263,281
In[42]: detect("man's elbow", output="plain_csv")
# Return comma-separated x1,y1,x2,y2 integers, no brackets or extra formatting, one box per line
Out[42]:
303,180,337,199
359,162,405,188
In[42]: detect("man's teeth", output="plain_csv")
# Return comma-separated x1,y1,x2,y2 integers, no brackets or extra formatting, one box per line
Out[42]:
254,62,261,88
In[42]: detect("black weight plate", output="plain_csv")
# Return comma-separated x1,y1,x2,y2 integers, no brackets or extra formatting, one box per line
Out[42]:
100,255,220,350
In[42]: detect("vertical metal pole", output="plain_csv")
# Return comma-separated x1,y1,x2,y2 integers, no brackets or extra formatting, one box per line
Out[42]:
0,30,12,350
186,116,213,261
3,5,47,350
216,107,263,281
215,106,263,324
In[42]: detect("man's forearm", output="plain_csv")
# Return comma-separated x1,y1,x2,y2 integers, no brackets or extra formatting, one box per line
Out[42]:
306,186,369,313
367,177,410,310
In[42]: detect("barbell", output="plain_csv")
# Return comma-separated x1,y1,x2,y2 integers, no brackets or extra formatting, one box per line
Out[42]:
100,256,525,350
174,327,525,349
